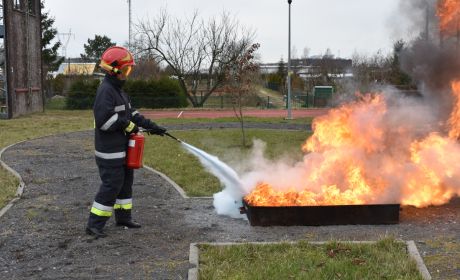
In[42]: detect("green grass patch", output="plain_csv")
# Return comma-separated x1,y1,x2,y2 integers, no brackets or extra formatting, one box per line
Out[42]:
0,110,94,148
45,97,67,110
0,166,18,207
198,238,423,280
144,129,310,196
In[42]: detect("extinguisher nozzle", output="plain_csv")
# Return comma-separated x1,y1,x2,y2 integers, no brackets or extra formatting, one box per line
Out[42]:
164,132,182,143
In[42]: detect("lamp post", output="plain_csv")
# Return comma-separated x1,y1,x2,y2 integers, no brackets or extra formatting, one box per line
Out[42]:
286,0,293,119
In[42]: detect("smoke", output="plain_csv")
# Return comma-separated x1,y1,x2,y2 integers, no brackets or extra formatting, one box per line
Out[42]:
397,0,460,119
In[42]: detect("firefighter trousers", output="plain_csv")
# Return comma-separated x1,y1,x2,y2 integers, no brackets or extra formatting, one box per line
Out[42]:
87,165,134,230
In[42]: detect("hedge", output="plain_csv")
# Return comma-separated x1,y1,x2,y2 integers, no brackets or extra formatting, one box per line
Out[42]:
66,77,188,109
66,78,99,109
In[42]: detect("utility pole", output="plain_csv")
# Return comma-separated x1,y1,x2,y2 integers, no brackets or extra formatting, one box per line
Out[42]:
57,29,74,73
425,2,430,41
57,29,74,59
286,0,293,119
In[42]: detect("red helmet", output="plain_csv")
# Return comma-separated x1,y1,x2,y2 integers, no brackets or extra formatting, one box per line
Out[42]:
100,46,135,76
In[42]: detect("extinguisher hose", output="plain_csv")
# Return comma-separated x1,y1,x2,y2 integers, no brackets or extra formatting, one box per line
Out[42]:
139,129,182,143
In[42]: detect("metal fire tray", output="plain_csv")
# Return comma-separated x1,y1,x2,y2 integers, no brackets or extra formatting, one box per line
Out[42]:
241,199,400,226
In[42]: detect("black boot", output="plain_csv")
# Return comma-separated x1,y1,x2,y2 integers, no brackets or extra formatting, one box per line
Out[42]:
116,220,141,228
86,227,108,238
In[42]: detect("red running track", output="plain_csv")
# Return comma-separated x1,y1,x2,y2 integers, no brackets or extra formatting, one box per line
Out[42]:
142,109,330,119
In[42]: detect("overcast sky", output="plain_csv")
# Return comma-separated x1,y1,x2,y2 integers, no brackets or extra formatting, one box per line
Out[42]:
45,0,408,62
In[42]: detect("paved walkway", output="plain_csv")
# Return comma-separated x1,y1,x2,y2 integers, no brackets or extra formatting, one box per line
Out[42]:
0,126,458,279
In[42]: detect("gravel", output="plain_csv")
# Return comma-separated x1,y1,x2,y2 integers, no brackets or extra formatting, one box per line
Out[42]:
0,124,458,279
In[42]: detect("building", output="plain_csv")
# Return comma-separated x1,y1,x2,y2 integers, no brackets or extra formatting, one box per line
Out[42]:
52,62,97,77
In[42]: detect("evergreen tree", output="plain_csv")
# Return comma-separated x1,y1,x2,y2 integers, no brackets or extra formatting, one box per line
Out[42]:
388,40,412,87
277,58,287,78
80,35,116,63
41,0,63,72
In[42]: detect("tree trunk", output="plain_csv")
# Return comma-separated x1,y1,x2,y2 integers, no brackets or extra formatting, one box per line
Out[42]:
240,103,246,147
179,78,199,107
197,81,220,107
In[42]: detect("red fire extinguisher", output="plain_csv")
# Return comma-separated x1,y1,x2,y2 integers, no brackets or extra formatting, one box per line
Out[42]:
126,133,145,169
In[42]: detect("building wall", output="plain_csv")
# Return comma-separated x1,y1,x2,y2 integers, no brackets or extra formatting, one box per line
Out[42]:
4,0,43,118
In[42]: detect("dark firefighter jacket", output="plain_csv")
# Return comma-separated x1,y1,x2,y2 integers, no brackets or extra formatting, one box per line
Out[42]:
93,74,152,167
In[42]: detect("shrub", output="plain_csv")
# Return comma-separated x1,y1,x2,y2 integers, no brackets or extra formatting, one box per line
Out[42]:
124,77,187,109
66,78,100,109
66,76,187,109
51,74,66,95
266,73,283,91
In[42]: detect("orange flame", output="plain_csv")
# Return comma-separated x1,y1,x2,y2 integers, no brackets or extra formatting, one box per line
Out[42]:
245,87,460,208
448,80,460,138
437,0,460,37
244,3,460,208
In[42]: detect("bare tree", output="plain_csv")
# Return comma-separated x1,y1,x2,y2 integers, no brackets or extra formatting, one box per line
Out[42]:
130,57,161,80
224,43,260,147
134,10,255,107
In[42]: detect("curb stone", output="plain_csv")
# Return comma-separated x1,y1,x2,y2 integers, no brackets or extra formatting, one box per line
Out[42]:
0,142,26,220
188,240,432,280
407,240,432,280
143,165,190,199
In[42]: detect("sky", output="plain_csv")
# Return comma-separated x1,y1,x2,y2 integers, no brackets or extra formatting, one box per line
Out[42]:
44,0,409,63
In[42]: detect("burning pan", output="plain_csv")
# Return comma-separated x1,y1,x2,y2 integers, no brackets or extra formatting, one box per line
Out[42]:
241,200,400,226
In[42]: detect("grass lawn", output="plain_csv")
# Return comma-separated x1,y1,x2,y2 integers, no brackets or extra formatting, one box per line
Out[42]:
0,110,94,148
198,238,423,280
144,129,310,196
0,166,18,208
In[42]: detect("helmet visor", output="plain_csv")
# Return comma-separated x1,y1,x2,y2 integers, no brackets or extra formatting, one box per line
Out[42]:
120,65,133,77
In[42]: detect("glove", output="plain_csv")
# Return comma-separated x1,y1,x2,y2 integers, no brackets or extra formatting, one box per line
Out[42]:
125,121,139,134
146,123,167,136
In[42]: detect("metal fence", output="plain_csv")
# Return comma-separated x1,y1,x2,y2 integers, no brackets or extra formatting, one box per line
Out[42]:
60,91,333,110
198,94,331,109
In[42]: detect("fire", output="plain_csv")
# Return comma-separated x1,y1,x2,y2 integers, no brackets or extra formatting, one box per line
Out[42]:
448,80,460,138
437,0,460,37
244,2,460,208
244,87,460,208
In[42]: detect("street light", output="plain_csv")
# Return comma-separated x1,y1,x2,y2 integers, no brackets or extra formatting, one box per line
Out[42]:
286,0,293,119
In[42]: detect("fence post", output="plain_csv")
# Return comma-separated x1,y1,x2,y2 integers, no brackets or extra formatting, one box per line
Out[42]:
306,92,309,108
267,96,270,109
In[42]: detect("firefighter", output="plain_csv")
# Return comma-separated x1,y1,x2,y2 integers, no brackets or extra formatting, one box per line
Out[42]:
86,46,166,238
